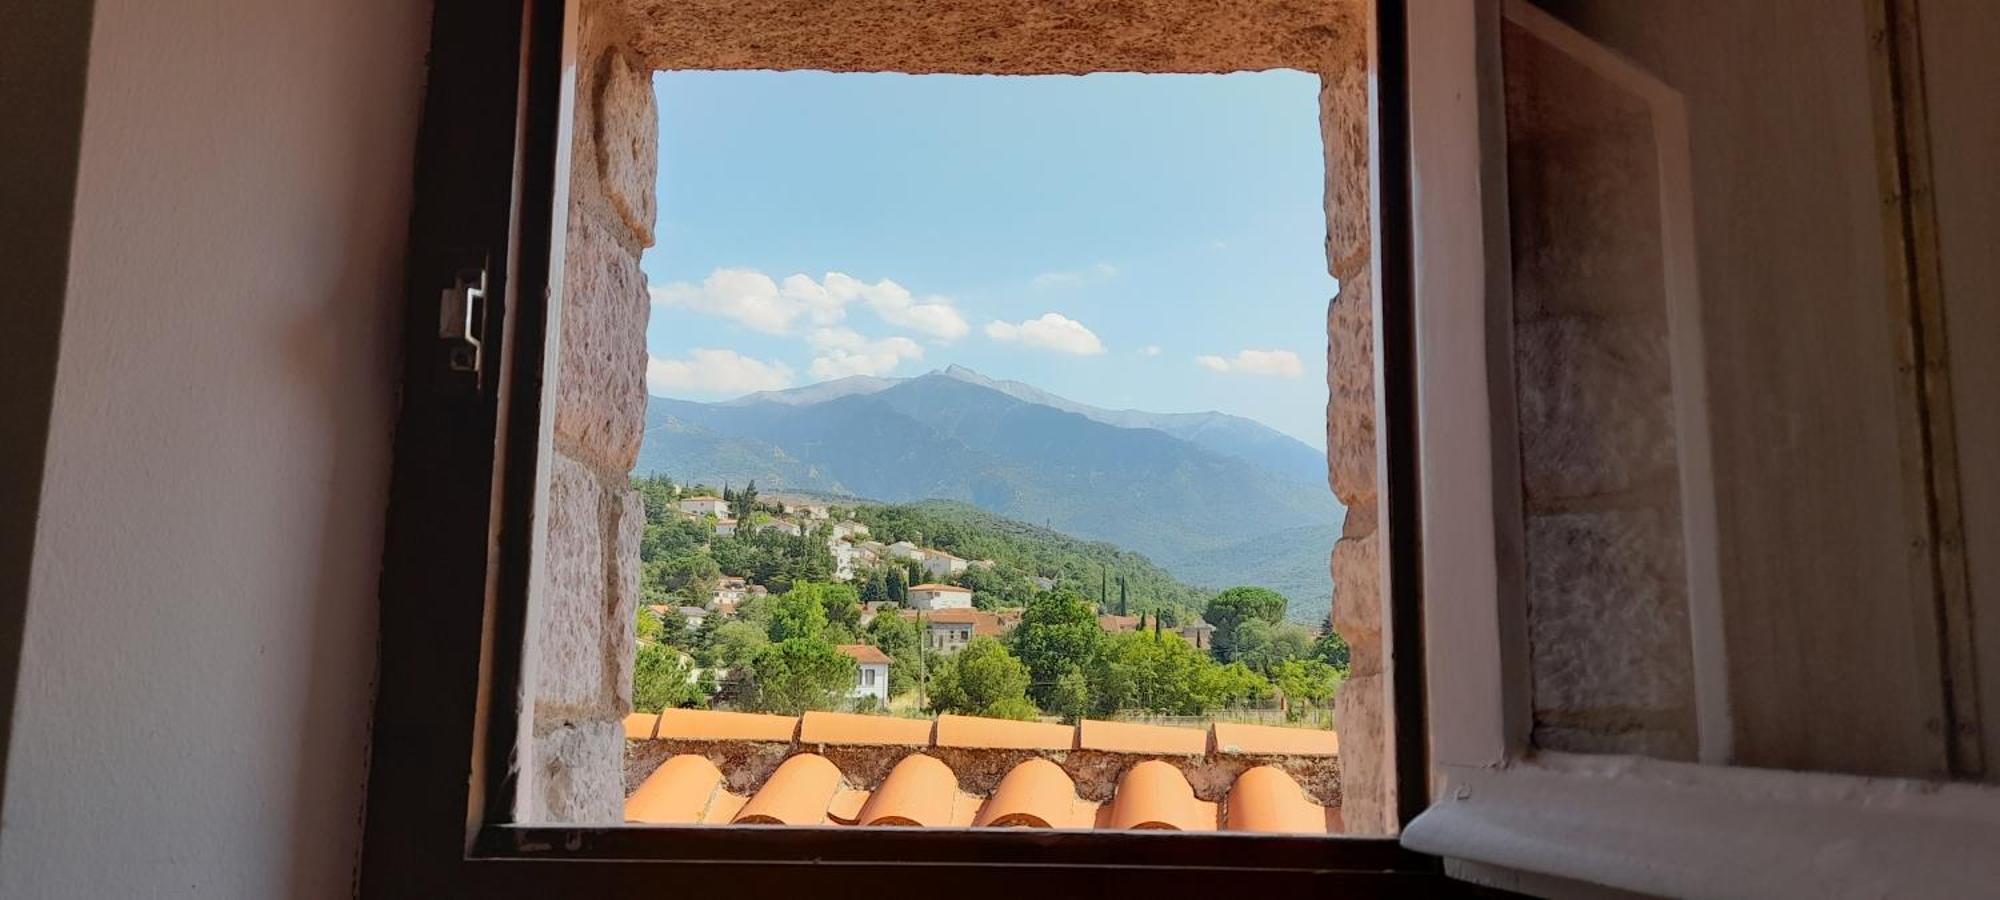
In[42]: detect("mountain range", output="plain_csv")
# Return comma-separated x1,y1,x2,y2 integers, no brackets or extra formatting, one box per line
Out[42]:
637,365,1343,623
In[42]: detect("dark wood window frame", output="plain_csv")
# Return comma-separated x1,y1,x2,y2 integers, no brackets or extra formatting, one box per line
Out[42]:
357,0,1441,894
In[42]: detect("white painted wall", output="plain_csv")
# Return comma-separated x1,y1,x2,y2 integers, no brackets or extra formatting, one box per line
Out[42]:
0,0,430,895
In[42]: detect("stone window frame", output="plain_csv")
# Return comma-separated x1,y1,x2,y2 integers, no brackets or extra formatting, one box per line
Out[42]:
357,0,1446,894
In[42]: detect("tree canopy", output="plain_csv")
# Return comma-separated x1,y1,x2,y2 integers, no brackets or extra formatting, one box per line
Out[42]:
747,638,856,715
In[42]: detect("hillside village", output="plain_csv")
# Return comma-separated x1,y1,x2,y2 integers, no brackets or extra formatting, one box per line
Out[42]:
629,474,1350,726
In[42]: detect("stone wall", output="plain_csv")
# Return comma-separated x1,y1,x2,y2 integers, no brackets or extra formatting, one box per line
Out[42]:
1501,19,1697,760
1319,19,1394,834
525,0,659,823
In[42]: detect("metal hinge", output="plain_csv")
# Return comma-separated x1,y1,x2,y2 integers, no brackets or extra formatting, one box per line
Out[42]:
439,260,489,380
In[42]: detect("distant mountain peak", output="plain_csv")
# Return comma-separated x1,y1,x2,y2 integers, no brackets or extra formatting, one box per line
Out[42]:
722,374,898,407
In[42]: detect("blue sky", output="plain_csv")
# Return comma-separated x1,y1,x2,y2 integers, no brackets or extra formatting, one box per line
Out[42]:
642,70,1336,447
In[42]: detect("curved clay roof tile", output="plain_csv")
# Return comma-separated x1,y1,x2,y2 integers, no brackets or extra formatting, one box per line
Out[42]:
624,754,730,824
732,753,845,825
973,758,1085,828
856,754,961,827
1223,765,1333,834
1103,760,1217,831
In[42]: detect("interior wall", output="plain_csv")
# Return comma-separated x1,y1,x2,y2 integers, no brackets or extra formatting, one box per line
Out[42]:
1921,0,2000,779
0,0,430,896
1531,0,1947,777
0,0,96,810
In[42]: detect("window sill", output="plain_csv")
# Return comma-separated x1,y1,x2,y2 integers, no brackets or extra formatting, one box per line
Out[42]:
1403,752,2000,898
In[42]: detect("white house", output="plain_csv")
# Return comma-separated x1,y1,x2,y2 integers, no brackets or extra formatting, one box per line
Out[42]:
907,609,1002,654
830,540,860,581
907,583,973,610
675,606,710,630
782,502,831,520
831,520,870,540
886,540,924,561
713,517,737,537
758,519,802,537
677,495,730,516
836,644,891,706
920,550,970,578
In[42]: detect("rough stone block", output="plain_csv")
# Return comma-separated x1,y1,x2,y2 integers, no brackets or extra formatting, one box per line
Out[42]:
596,51,658,247
1331,529,1382,677
535,452,611,717
1326,273,1377,505
529,718,625,824
1525,507,1695,713
1320,58,1371,280
556,213,650,473
1514,316,1677,504
609,486,644,713
1534,718,1697,761
1504,19,1666,322
1333,672,1393,834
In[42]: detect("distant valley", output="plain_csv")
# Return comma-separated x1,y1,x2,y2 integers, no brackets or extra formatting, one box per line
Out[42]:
637,366,1345,623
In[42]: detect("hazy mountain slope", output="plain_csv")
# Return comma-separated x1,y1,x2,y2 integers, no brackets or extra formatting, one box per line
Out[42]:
635,418,847,493
928,365,1328,487
638,368,1344,614
1171,522,1345,625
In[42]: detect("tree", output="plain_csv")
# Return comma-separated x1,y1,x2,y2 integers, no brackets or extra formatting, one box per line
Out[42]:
1270,658,1343,720
632,643,703,712
1008,591,1105,710
927,637,1032,719
1311,628,1352,674
1205,586,1289,663
704,619,769,671
731,479,760,525
1200,661,1275,708
747,638,856,715
1047,667,1093,722
1090,630,1219,716
886,567,909,607
1228,619,1317,674
1117,575,1129,616
863,611,922,697
656,553,721,602
767,588,829,643
858,568,888,604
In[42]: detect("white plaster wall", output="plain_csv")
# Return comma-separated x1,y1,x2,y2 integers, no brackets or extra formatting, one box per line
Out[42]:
0,0,430,895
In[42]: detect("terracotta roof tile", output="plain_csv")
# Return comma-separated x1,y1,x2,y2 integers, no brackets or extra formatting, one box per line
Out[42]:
1102,760,1218,831
625,754,732,824
1077,719,1208,755
1212,721,1339,756
855,754,976,827
835,643,893,666
798,711,933,747
1224,765,1337,833
908,583,971,592
622,711,660,740
973,758,1098,828
625,710,1342,834
733,753,845,825
656,707,798,742
935,714,1075,751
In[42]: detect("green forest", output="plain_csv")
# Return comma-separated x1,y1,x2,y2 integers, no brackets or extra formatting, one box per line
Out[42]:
627,474,1349,724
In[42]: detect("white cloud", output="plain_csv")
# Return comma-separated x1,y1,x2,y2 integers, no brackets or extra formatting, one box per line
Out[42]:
650,268,968,341
1141,345,1163,357
1031,262,1119,290
984,313,1107,356
822,272,969,340
646,349,795,396
1193,349,1304,378
807,327,925,378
